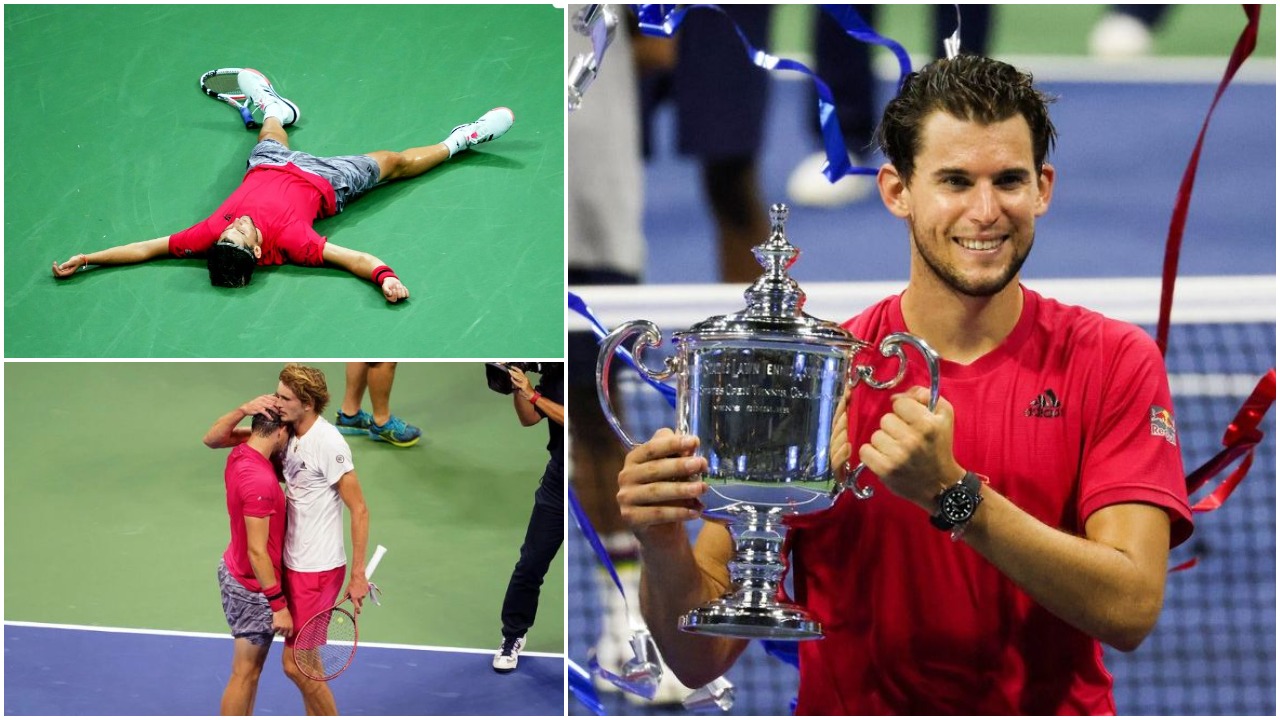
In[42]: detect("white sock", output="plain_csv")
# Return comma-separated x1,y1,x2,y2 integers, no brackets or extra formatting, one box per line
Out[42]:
262,100,289,124
443,126,473,158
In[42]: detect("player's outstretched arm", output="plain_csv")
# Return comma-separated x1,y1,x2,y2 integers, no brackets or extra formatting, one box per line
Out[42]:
52,236,170,278
321,242,409,304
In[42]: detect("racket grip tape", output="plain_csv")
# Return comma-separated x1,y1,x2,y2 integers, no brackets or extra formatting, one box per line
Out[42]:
366,545,388,580
239,106,258,129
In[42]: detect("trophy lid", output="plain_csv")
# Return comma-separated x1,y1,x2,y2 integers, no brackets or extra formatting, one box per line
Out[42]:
680,204,859,345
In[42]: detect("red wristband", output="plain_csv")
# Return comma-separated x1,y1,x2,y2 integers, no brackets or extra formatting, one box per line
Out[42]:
371,265,398,286
528,392,541,405
263,583,287,612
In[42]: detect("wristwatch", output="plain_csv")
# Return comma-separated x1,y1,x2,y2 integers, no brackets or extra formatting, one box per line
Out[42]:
930,471,986,538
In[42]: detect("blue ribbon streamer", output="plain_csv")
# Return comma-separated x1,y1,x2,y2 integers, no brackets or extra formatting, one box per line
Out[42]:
568,484,628,600
568,658,606,715
567,291,678,407
630,4,914,182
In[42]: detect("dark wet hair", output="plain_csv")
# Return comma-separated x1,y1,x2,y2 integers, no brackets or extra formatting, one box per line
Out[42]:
250,411,286,437
876,54,1057,183
207,240,256,288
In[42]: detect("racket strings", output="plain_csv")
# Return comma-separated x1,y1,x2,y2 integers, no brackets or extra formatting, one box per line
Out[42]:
204,76,241,96
295,609,357,680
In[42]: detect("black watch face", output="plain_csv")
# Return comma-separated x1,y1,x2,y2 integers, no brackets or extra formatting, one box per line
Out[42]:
941,487,977,523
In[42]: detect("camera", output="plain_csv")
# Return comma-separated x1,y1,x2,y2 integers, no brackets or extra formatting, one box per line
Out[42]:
485,362,545,395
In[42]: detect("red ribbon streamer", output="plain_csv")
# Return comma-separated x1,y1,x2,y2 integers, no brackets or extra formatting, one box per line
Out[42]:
1184,370,1276,513
1156,4,1260,355
1152,6,1267,572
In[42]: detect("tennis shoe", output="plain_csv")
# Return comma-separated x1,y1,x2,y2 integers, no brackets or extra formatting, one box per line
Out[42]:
492,635,525,673
237,68,300,127
368,415,422,447
446,107,514,155
335,408,374,435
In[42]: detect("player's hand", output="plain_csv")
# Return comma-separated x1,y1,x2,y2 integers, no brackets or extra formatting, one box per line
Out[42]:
382,277,409,303
240,394,282,419
617,429,708,539
508,367,532,397
857,386,964,511
345,575,371,615
272,608,294,637
52,254,89,278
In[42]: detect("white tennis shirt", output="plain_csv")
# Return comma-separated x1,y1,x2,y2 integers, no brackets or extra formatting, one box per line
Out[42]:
283,417,355,572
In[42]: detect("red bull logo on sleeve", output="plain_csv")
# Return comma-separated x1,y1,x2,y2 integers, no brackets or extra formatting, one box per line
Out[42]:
1150,405,1178,446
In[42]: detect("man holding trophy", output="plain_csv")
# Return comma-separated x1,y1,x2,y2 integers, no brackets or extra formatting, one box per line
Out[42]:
611,56,1192,714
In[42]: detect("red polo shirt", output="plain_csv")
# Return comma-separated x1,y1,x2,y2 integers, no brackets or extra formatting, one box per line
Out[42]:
169,162,337,266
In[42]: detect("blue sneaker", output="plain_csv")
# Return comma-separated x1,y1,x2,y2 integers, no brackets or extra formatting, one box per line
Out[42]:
335,409,373,435
369,415,422,447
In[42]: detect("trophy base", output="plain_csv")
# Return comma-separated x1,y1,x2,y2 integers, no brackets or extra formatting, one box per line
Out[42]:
679,600,823,640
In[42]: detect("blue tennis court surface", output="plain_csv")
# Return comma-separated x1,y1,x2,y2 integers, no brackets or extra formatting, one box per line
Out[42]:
4,622,564,715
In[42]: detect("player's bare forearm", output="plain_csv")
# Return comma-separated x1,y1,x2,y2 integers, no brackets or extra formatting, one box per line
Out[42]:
52,236,169,278
336,472,370,578
205,395,282,448
203,408,252,448
322,242,409,303
245,516,280,588
247,543,280,591
638,523,747,688
961,489,1172,651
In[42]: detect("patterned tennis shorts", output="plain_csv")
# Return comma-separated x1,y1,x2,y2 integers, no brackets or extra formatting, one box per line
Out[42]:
248,139,381,214
218,560,274,646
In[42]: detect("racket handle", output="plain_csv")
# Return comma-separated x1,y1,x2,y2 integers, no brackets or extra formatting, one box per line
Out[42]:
366,545,388,580
239,106,258,129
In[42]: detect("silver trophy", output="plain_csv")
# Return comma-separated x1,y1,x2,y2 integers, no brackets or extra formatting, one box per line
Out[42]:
596,204,941,640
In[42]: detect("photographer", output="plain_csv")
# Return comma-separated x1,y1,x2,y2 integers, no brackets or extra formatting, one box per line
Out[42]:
488,362,565,673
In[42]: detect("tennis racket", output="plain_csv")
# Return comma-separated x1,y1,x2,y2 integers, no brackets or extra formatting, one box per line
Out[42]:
294,544,387,682
200,68,257,129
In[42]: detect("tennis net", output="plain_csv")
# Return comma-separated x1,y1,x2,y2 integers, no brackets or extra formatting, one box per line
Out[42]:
567,275,1275,716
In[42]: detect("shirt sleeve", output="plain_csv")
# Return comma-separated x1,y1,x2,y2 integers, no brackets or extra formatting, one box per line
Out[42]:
1077,325,1194,547
275,223,328,267
322,431,355,486
238,467,279,518
168,218,221,258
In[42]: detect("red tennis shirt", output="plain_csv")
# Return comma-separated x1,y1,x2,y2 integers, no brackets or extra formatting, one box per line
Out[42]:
223,443,288,593
787,286,1193,715
169,163,338,266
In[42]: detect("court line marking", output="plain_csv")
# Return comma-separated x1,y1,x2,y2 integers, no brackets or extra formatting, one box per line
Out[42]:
2,620,564,659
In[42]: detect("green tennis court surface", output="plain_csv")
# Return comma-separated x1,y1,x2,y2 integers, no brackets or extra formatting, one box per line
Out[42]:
3,362,565,655
4,6,564,357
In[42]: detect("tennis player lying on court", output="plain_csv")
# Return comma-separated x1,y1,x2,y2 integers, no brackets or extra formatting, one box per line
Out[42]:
51,68,514,303
205,364,371,715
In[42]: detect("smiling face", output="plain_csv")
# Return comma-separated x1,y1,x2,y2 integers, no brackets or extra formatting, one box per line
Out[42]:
881,111,1055,298
218,216,263,258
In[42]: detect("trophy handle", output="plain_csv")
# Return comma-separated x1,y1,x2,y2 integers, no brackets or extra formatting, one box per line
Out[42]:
596,320,676,449
839,332,942,499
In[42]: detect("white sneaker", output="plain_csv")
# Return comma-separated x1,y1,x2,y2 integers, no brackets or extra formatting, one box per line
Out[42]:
1088,12,1153,59
492,635,525,673
237,68,300,126
785,151,875,208
446,107,514,156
